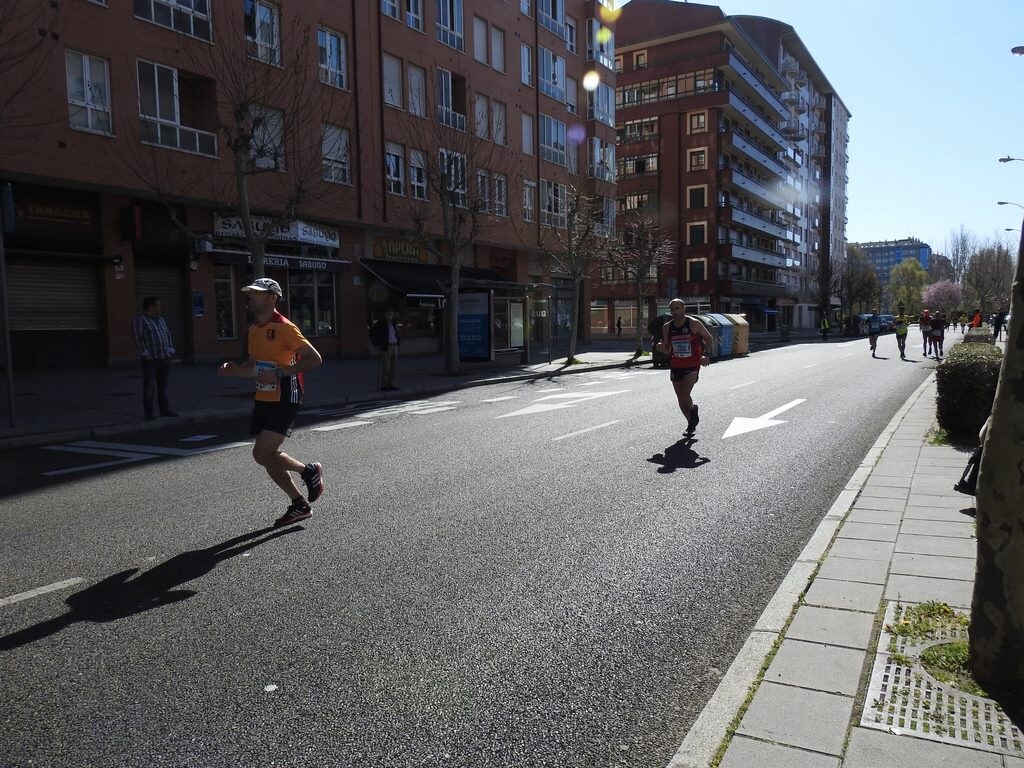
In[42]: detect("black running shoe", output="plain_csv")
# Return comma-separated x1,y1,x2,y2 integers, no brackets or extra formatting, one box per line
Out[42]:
690,403,700,431
275,500,312,527
301,462,324,503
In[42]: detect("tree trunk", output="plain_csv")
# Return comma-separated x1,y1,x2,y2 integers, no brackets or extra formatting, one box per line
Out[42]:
447,253,461,374
567,275,581,363
234,150,264,279
969,227,1024,692
634,278,644,358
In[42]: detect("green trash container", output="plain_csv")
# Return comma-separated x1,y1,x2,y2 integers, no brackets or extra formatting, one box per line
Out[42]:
725,314,750,356
693,314,723,361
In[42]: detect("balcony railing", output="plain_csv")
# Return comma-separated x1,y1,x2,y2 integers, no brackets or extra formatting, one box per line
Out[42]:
727,50,787,118
436,24,464,52
717,238,786,268
720,203,788,240
725,88,785,147
436,105,467,131
723,130,786,178
140,116,217,157
720,165,786,208
720,278,790,297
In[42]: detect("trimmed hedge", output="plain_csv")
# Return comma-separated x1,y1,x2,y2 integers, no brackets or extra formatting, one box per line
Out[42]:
935,342,1003,444
962,327,994,344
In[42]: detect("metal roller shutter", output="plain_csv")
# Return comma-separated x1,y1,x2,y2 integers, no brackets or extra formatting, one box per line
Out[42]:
8,261,100,330
134,264,187,358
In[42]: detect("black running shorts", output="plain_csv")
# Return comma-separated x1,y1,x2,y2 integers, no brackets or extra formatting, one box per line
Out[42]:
670,367,700,382
250,400,301,436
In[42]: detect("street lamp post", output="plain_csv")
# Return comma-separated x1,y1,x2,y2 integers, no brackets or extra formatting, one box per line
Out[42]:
998,156,1024,163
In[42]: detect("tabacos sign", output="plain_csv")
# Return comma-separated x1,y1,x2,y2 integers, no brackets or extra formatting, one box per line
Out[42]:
214,214,340,248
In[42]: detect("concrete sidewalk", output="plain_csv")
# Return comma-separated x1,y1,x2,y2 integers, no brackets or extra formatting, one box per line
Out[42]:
673,372,1022,768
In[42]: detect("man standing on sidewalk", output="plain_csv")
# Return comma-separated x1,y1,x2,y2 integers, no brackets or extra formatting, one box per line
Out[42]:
218,278,325,527
370,309,401,391
131,296,177,420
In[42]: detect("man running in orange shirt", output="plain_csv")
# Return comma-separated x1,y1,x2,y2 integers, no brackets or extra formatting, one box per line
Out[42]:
218,278,325,526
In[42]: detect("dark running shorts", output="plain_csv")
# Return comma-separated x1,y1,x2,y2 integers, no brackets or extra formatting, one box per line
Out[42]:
670,367,700,382
250,400,301,437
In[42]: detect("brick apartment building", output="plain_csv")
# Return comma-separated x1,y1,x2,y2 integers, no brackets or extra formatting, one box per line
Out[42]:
0,0,616,369
592,0,849,334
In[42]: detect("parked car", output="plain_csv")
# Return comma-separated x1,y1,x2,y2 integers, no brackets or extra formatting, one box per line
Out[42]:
878,314,895,332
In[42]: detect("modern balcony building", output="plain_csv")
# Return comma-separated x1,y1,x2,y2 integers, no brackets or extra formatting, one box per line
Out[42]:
592,0,849,334
0,0,616,369
858,238,933,286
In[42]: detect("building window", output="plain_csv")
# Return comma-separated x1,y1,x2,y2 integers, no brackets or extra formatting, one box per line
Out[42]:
407,64,426,116
244,1,280,66
473,16,488,63
521,43,533,86
135,0,211,41
490,26,505,71
521,0,531,17
66,51,111,134
214,266,236,339
436,0,464,52
322,125,351,184
440,148,467,207
687,186,706,209
493,173,508,216
687,259,707,282
566,76,578,114
540,179,566,228
618,117,658,143
410,149,428,200
475,169,490,212
589,137,615,181
381,0,400,19
474,94,489,139
634,50,648,69
137,59,217,156
537,0,564,38
522,112,534,155
565,15,577,55
688,148,706,171
687,223,706,246
406,0,424,31
689,111,706,133
288,271,336,338
385,142,406,195
436,68,467,130
383,53,403,108
587,82,614,127
619,192,650,212
539,114,567,166
620,152,656,176
491,100,506,145
586,18,614,70
538,47,566,102
249,104,284,169
523,179,536,222
318,28,348,90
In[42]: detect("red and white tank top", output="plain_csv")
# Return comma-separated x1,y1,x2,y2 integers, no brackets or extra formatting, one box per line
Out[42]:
666,318,703,368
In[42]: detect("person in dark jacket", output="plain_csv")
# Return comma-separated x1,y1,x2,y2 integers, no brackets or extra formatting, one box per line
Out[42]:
370,309,401,391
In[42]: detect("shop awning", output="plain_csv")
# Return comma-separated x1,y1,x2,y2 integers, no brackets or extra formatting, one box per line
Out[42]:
361,259,525,297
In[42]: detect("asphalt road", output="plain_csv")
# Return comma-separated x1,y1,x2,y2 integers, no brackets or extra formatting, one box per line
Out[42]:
0,334,939,768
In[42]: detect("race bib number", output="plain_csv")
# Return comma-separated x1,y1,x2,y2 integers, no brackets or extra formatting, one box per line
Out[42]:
672,340,693,358
255,360,278,392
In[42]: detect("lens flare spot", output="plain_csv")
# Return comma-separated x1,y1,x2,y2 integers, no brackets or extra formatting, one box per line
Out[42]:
582,70,601,91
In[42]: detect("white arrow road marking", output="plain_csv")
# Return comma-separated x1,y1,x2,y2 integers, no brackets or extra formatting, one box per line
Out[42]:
41,439,252,475
722,399,806,439
481,396,518,402
537,388,563,393
552,420,621,441
42,446,159,475
802,363,819,369
178,434,219,442
313,421,373,432
728,380,758,390
497,390,629,418
0,578,85,608
410,406,457,414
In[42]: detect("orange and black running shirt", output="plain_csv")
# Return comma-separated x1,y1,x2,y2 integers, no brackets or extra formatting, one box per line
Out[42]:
247,310,309,404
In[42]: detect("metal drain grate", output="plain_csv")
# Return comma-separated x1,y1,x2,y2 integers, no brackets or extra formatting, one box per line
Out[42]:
861,602,1024,757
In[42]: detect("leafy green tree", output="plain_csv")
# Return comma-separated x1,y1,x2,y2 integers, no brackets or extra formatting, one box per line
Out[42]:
889,257,929,314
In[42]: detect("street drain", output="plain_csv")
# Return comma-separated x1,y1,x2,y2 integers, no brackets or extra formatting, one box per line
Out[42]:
861,602,1023,757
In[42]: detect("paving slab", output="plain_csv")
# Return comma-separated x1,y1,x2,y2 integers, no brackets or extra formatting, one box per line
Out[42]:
885,573,974,609
804,578,884,613
843,726,1003,767
786,605,875,650
866,475,914,488
837,522,900,542
899,519,977,538
719,736,840,768
828,538,895,562
763,638,865,696
847,508,903,525
903,505,976,522
816,556,889,585
889,552,975,581
736,682,853,756
857,485,910,500
895,534,976,558
851,496,907,512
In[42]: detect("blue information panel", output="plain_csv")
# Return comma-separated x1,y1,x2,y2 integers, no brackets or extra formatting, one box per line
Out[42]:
458,291,492,362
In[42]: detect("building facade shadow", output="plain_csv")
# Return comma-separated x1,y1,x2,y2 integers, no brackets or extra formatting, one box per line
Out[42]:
0,525,300,652
647,438,711,474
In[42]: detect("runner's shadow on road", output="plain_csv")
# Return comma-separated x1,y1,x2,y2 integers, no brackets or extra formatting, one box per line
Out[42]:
0,525,300,652
648,438,711,474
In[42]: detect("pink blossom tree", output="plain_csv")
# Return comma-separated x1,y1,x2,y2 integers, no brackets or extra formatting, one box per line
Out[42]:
921,280,963,315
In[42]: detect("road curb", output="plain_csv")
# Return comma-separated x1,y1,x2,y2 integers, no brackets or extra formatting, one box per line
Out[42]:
664,372,936,768
0,359,645,451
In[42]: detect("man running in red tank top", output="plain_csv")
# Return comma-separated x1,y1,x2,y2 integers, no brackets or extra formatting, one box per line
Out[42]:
659,298,714,434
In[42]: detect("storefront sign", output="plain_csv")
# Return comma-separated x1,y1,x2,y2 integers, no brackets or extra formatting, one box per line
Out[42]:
458,291,492,362
192,289,205,318
372,237,427,263
213,249,349,272
214,215,340,248
6,183,102,253
409,297,445,308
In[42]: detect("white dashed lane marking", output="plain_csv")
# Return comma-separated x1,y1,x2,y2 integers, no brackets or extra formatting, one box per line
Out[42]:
481,396,518,402
0,578,84,608
553,421,621,441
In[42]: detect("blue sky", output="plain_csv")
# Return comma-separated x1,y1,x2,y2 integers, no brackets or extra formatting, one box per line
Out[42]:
621,0,1024,254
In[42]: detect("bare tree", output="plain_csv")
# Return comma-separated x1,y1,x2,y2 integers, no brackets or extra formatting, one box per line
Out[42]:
837,244,880,330
963,241,1015,315
389,88,520,374
115,3,341,278
0,0,63,147
612,214,675,358
970,227,1024,693
945,224,977,285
